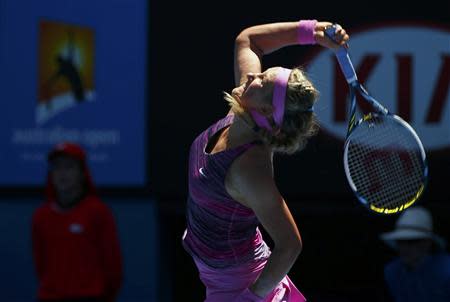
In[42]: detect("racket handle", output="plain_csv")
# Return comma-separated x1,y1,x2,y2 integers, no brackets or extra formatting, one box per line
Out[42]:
325,25,358,84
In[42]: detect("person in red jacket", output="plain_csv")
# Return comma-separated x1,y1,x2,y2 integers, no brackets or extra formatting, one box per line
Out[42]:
32,142,123,302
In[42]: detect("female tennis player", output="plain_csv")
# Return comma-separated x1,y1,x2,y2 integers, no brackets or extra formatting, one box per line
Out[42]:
182,20,349,301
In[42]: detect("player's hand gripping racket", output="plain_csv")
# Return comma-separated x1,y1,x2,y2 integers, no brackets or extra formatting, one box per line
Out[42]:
325,25,428,214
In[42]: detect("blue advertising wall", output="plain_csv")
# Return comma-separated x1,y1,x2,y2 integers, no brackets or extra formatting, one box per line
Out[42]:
0,0,148,186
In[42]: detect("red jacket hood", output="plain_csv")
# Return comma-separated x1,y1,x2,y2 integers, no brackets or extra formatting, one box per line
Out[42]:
46,142,97,202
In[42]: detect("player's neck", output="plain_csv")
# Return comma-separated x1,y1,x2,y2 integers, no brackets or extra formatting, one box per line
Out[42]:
232,112,260,142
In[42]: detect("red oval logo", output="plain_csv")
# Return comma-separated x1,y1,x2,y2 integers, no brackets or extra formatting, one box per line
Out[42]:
305,23,450,151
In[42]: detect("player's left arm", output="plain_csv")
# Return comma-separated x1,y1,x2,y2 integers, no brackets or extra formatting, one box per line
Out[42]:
234,21,348,86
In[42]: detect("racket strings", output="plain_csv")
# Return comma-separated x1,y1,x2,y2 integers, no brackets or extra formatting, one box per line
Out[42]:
346,116,426,210
349,141,423,206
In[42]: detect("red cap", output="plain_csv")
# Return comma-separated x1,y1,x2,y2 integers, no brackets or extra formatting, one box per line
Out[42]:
46,142,97,202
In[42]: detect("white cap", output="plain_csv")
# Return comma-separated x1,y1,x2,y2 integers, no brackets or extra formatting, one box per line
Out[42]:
380,206,446,250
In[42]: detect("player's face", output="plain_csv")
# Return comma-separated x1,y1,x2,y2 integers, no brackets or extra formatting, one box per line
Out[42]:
50,156,84,195
232,67,279,113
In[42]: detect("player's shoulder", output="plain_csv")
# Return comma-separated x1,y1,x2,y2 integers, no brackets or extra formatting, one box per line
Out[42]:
228,143,275,197
231,142,272,183
237,142,271,166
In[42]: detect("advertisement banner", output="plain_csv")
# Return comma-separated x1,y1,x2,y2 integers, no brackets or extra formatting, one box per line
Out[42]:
0,0,148,186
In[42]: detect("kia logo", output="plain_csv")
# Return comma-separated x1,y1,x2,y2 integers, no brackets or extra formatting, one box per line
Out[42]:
305,23,449,150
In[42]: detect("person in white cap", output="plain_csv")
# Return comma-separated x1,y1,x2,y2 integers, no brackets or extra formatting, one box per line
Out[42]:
380,206,450,302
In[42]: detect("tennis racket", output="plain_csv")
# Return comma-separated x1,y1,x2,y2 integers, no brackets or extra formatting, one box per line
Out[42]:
325,25,428,215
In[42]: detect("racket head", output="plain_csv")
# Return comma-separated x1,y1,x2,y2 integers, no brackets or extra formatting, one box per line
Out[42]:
343,113,428,215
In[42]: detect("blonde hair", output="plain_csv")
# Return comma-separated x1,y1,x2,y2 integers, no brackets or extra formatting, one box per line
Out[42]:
224,68,319,154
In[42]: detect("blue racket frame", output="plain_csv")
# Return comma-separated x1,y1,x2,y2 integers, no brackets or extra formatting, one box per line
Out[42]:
324,25,428,214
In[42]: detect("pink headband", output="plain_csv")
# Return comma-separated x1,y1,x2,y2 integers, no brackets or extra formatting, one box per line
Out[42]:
250,67,291,132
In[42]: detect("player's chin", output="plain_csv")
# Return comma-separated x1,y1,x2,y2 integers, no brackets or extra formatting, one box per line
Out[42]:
231,87,243,99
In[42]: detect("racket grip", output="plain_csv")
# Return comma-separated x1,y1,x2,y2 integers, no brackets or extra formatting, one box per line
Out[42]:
325,25,358,84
